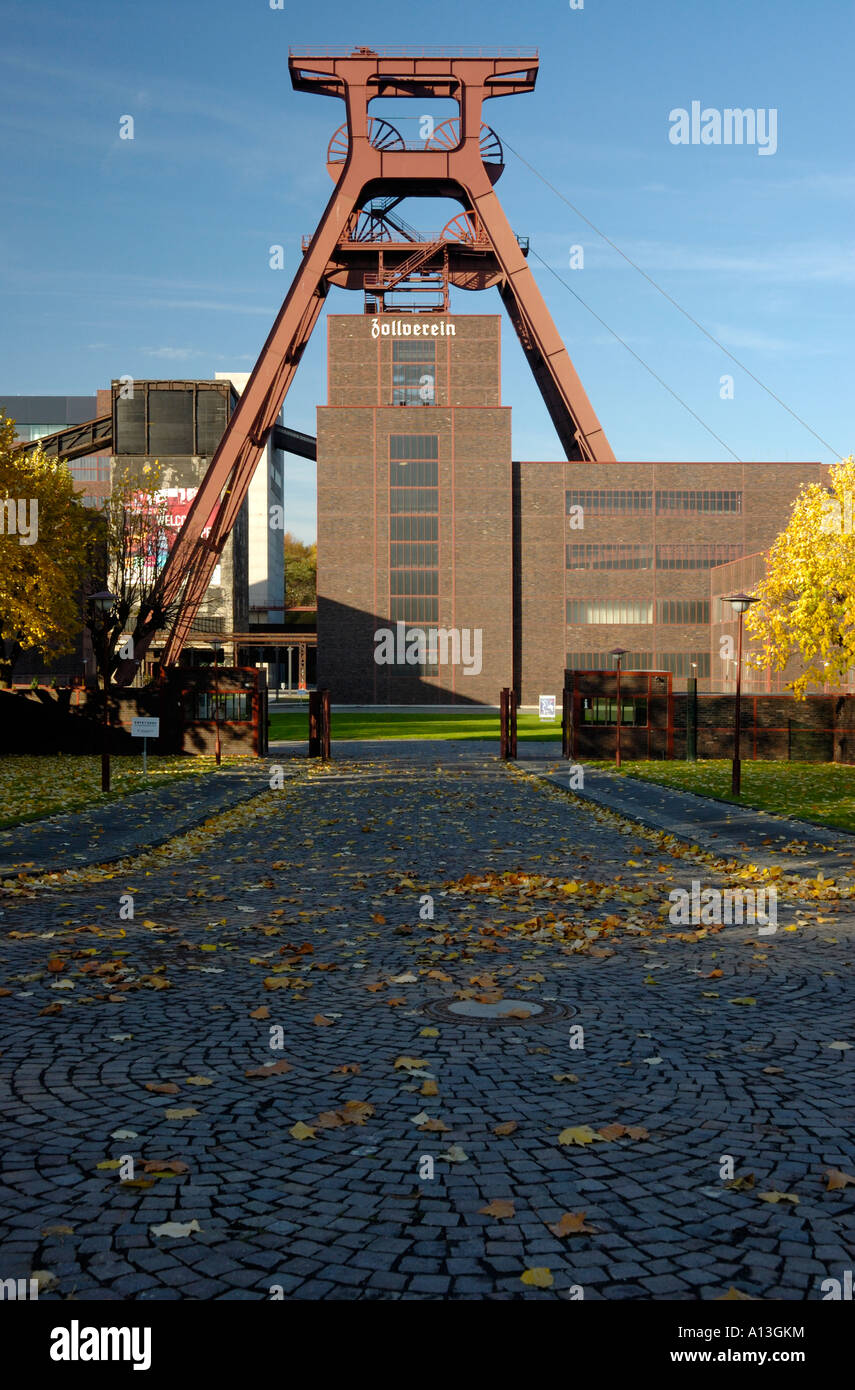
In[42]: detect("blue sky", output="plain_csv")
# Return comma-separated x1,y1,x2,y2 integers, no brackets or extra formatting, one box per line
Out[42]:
1,0,852,541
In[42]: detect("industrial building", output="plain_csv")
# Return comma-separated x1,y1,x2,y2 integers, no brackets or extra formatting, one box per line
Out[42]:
315,309,827,702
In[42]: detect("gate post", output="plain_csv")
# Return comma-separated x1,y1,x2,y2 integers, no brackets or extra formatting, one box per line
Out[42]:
562,687,572,759
509,689,518,760
320,689,331,762
500,688,509,759
308,690,320,756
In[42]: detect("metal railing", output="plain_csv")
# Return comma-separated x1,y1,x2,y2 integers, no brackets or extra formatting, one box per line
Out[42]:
290,47,538,59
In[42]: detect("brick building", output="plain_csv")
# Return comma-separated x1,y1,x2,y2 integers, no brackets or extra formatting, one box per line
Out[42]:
316,310,828,705
317,315,512,704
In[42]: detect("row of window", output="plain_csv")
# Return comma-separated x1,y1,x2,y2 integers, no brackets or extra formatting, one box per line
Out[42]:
69,459,110,482
566,489,742,514
390,542,438,568
389,596,440,624
566,544,743,570
391,486,438,514
390,514,438,541
390,570,439,595
390,457,438,486
390,436,440,662
566,599,711,625
566,652,712,676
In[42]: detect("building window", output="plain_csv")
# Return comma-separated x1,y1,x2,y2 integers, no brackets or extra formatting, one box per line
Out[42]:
655,490,742,513
656,544,743,569
567,600,653,624
16,423,67,442
69,457,110,482
566,490,652,514
183,691,251,722
583,696,648,726
656,653,711,677
389,436,439,647
566,651,655,670
392,342,437,406
566,544,654,570
656,599,710,624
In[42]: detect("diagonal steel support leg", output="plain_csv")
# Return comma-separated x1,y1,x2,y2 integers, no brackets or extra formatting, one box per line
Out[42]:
121,171,369,680
467,177,615,463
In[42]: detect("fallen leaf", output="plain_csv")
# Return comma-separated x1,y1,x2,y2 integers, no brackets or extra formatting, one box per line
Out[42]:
758,1191,799,1205
493,1121,517,1137
520,1267,553,1288
479,1199,515,1219
163,1108,199,1120
290,1121,316,1140
558,1126,602,1146
824,1168,855,1191
249,1006,270,1019
313,1015,335,1026
548,1211,597,1237
145,1082,180,1095
245,1060,291,1078
184,1076,213,1086
150,1220,201,1239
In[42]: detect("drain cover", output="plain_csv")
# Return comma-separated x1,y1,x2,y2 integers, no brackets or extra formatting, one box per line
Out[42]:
422,997,571,1026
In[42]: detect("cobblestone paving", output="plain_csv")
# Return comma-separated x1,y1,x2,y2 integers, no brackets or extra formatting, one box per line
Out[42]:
1,753,853,1300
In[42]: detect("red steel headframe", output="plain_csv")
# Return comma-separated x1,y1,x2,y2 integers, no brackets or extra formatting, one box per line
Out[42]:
121,49,615,683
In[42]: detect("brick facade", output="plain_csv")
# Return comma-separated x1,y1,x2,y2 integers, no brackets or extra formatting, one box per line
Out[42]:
317,316,511,704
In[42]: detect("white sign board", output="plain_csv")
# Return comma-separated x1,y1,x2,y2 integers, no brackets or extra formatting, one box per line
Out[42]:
131,717,160,739
538,695,556,721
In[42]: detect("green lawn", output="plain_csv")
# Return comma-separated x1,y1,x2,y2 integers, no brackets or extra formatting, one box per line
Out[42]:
268,708,563,743
590,759,855,836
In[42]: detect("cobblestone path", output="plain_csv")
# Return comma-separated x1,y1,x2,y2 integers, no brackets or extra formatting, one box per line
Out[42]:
1,755,852,1300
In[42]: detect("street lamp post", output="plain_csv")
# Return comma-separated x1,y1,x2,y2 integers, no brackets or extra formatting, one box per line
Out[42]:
687,661,698,763
89,589,116,793
610,647,629,770
211,640,223,766
722,593,759,796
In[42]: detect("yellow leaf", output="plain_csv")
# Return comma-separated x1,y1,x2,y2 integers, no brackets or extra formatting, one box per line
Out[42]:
558,1126,602,1146
290,1121,316,1140
520,1268,553,1288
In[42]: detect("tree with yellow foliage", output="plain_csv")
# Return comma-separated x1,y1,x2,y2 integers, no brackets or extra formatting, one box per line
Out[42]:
0,412,99,684
746,455,855,698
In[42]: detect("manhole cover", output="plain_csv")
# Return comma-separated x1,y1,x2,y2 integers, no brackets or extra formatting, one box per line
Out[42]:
422,997,571,1026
